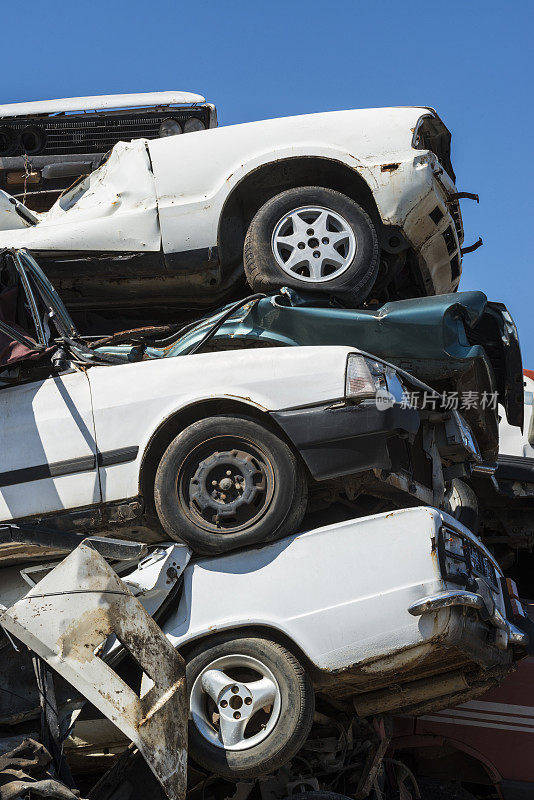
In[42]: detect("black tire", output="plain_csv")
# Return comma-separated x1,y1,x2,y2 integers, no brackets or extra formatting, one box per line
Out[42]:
244,187,380,303
444,478,479,534
154,415,308,554
186,632,314,779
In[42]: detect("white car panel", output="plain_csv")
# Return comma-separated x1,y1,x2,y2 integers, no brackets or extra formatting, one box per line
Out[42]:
162,507,456,671
148,107,424,255
0,92,206,118
87,346,351,504
0,106,460,297
7,140,161,253
0,371,100,520
498,375,534,457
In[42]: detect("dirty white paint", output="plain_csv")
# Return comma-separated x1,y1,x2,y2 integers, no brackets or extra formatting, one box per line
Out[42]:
0,543,188,800
0,370,100,520
163,506,509,674
0,106,462,295
499,374,534,457
5,140,161,253
0,191,39,231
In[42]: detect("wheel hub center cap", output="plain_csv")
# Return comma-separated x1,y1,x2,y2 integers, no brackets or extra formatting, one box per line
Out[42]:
189,450,266,519
218,682,254,723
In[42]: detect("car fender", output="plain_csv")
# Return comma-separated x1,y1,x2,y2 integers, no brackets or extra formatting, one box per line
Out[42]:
161,506,446,673
87,345,352,504
147,107,426,256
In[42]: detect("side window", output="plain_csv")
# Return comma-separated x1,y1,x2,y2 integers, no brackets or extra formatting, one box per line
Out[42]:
0,252,46,379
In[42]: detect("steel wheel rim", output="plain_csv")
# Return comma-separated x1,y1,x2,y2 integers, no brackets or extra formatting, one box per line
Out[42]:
271,204,356,282
190,654,282,751
176,435,275,534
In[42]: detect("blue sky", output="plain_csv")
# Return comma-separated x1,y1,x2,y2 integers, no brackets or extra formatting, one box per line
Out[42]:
4,0,533,363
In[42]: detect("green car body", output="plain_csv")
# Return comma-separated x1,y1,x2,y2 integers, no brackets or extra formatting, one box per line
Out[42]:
97,289,523,458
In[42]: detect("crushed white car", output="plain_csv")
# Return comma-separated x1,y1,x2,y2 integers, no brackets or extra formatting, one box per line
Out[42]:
0,91,217,212
1,249,482,556
1,507,528,783
0,106,478,313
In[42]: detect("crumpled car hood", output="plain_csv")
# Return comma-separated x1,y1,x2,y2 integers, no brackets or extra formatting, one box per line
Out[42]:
0,140,161,252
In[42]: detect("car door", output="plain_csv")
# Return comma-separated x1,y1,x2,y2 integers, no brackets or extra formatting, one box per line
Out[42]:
0,250,100,522
0,371,100,522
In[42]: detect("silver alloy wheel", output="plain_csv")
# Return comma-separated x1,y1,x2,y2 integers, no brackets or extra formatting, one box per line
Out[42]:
271,205,357,282
190,654,281,751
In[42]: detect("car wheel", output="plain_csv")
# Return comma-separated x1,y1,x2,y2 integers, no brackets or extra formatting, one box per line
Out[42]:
154,415,308,554
186,632,314,779
444,478,479,534
244,186,379,303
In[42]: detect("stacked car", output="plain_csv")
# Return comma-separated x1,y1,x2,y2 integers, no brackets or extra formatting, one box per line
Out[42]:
0,97,530,800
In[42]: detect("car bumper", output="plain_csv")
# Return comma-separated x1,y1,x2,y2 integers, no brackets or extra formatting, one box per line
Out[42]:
408,589,529,651
271,400,420,481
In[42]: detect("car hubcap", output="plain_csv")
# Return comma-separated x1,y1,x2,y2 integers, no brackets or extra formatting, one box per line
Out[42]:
271,205,356,282
177,437,275,533
190,654,281,751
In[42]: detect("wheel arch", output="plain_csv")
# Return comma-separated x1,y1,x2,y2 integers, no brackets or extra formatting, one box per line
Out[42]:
138,397,306,519
217,156,383,272
176,623,321,681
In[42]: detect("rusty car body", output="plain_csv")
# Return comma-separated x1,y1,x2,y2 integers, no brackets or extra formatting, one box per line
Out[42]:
0,249,485,557
0,106,475,312
0,507,528,790
0,536,188,800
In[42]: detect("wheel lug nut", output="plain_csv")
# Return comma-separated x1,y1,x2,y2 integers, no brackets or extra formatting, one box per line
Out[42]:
226,470,232,476
244,697,252,705
220,700,228,708
322,237,329,244
234,711,241,719
313,251,320,258
298,242,305,249
231,685,239,693
212,480,218,486
307,228,314,235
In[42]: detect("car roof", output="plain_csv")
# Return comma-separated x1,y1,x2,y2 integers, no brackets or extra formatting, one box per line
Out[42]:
0,91,206,118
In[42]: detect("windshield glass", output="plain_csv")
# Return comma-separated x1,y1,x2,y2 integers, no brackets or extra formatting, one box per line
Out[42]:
18,249,77,338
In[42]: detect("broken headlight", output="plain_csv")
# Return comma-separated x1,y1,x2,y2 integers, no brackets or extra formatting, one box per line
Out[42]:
440,528,469,584
345,354,387,400
439,526,499,590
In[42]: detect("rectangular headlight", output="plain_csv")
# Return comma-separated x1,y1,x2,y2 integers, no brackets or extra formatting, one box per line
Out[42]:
345,354,387,400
